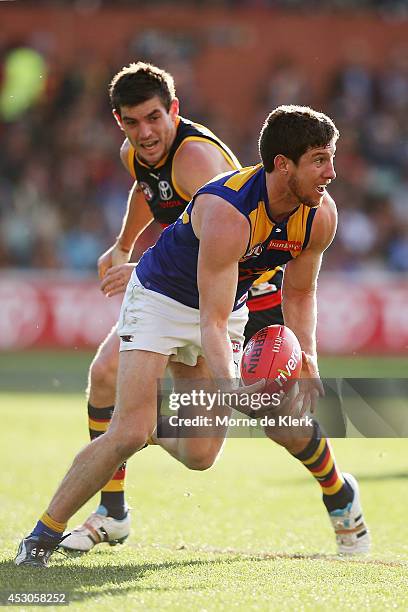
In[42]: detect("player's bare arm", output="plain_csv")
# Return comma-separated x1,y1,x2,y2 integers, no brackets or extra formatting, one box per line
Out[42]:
193,194,248,382
283,193,337,356
97,138,154,280
282,194,337,411
173,140,237,200
117,138,155,251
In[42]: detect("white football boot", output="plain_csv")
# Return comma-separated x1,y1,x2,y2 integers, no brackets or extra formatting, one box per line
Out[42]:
329,473,371,555
60,512,130,552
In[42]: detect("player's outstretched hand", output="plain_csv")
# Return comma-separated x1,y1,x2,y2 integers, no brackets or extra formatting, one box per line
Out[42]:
97,242,132,280
290,352,324,416
100,263,136,297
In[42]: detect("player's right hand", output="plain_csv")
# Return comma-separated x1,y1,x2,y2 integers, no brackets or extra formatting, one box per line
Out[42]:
100,263,136,297
97,242,132,280
293,352,324,416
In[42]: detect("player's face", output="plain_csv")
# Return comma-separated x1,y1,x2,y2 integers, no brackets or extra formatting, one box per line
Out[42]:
287,141,336,208
117,96,179,166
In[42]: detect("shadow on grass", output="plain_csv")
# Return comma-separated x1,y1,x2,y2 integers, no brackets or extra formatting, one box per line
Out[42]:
3,546,406,604
0,557,245,602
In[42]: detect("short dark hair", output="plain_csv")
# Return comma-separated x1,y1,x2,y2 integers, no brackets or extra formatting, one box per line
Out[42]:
109,62,176,114
259,105,339,172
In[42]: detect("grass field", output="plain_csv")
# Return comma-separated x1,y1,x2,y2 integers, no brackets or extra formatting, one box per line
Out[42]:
1,353,408,610
1,351,408,393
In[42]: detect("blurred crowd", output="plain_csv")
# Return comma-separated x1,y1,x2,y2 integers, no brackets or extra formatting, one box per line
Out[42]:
0,22,407,273
29,0,408,16
255,52,408,273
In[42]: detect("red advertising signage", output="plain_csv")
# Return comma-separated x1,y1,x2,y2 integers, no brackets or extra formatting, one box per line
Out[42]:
0,274,407,354
0,275,121,350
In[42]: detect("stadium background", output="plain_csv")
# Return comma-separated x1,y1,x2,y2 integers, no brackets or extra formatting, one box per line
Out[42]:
1,3,408,608
1,1,408,366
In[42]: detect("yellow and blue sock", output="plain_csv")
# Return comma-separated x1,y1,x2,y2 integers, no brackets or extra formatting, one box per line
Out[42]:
30,512,66,543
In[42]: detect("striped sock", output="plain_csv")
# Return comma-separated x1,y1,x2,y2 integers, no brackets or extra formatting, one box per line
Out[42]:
88,403,127,520
293,421,353,512
30,512,67,542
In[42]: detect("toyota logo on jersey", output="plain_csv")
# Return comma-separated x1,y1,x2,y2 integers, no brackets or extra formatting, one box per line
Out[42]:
158,180,174,201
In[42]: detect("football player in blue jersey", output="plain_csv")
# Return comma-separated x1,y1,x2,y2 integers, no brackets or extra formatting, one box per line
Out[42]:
15,104,370,568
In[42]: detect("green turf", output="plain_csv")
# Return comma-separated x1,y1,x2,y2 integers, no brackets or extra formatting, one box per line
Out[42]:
1,351,407,393
1,392,408,610
0,351,92,393
319,355,408,378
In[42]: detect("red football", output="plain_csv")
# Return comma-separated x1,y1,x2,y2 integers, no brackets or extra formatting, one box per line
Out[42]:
240,325,302,393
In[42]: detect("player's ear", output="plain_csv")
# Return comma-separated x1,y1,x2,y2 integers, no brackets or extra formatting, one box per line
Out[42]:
274,154,289,175
169,97,179,119
113,110,124,130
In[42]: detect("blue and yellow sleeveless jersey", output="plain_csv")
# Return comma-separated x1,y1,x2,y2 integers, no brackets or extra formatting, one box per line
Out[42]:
136,164,317,310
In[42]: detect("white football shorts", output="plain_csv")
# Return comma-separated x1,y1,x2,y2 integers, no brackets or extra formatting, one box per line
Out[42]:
117,272,248,371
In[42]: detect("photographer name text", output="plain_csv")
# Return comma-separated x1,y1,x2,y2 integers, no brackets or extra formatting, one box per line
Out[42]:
168,414,313,427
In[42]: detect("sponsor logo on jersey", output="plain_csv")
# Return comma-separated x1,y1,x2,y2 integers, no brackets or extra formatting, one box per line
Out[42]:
139,182,154,202
158,180,174,200
267,239,302,251
159,200,183,208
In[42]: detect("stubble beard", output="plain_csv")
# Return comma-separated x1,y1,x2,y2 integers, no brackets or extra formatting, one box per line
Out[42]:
287,174,320,208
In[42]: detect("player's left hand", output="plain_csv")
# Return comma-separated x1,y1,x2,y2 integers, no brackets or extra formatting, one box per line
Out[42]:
291,352,324,415
100,263,136,297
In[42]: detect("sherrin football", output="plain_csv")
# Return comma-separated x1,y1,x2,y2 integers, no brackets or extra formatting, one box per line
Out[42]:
240,325,302,393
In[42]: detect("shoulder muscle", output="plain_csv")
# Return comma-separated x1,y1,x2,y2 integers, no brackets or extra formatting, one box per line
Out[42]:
193,194,249,264
173,140,237,200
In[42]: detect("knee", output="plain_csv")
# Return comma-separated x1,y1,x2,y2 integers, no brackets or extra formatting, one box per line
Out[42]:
107,428,149,462
182,449,217,471
89,354,117,391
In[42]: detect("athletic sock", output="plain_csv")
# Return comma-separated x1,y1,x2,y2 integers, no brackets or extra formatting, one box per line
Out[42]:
30,512,66,543
293,420,354,513
98,494,128,521
88,402,127,519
